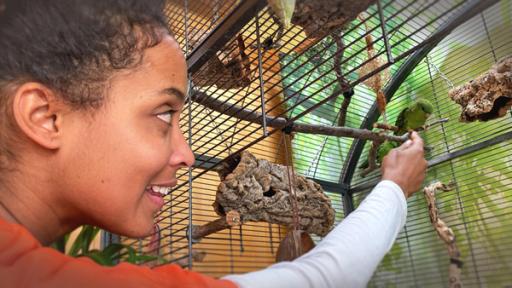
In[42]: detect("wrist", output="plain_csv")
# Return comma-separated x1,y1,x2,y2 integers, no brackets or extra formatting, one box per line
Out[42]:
381,176,409,198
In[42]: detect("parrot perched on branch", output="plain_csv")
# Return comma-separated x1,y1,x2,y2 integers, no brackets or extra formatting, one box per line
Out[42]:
394,98,434,136
359,99,434,169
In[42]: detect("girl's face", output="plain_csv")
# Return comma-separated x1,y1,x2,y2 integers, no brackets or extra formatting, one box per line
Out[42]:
58,35,194,237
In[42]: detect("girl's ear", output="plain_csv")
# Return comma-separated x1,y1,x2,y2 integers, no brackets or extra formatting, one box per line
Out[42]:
12,83,65,150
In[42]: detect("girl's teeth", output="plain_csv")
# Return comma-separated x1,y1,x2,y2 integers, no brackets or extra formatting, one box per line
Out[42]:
148,186,170,196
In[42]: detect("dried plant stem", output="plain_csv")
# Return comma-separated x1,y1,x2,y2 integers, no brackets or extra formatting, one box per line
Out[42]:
424,182,463,288
358,13,388,124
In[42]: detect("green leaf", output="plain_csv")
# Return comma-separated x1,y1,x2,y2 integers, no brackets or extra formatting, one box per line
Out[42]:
125,246,137,264
68,225,100,256
101,243,126,260
50,234,69,253
85,250,114,266
69,228,86,256
131,254,158,264
82,226,100,254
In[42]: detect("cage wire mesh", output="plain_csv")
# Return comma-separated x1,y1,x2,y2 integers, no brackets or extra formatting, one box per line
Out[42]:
106,0,512,285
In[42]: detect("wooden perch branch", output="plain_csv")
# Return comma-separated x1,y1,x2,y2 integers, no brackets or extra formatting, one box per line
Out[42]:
191,91,408,144
373,118,449,133
190,210,240,241
373,122,399,132
174,250,207,268
420,118,450,131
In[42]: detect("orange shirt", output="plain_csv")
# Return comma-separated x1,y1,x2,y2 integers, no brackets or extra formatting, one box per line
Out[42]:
0,219,237,288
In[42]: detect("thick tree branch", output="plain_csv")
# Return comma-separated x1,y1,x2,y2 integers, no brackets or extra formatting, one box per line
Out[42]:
191,90,408,144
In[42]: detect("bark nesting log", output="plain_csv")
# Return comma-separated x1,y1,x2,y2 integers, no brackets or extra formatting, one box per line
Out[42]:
214,150,335,237
449,55,512,122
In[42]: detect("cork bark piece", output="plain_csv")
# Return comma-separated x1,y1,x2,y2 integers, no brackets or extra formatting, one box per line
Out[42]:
291,0,376,39
214,150,335,237
449,55,512,122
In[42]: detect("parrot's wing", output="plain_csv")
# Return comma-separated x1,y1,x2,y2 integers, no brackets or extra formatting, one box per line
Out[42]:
394,107,408,135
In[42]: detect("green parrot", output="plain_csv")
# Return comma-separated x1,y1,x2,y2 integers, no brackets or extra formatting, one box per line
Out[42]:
358,140,398,169
359,99,434,169
394,98,434,136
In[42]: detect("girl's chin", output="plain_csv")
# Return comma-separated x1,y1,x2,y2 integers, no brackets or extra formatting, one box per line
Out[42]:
110,220,154,238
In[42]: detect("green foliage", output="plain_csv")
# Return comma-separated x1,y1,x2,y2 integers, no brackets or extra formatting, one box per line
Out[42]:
52,225,164,267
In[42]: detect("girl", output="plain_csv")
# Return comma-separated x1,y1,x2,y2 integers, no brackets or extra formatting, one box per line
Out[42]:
0,0,426,287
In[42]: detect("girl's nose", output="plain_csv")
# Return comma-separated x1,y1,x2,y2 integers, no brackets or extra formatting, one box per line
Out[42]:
169,128,195,168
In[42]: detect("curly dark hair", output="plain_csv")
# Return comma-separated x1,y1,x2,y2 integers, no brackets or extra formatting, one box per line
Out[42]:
0,0,168,107
0,0,169,169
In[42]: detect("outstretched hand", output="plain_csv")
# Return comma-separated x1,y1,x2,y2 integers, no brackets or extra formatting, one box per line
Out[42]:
381,132,427,198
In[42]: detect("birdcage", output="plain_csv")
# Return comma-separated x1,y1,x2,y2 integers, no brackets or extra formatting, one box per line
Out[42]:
105,0,512,286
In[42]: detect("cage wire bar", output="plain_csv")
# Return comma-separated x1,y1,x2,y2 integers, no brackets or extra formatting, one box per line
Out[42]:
108,0,512,285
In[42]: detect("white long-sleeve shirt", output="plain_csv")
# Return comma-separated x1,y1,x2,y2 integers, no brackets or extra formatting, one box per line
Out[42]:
223,180,407,288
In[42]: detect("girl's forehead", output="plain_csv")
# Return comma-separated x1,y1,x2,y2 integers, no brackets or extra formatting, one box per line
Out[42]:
104,36,188,106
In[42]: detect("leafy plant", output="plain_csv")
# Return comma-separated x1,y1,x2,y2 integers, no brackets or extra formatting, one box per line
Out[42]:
52,225,164,267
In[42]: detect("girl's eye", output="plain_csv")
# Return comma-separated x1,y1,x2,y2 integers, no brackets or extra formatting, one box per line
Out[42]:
156,110,175,125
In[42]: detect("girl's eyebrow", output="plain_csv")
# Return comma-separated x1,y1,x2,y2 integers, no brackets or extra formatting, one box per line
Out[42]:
161,87,186,101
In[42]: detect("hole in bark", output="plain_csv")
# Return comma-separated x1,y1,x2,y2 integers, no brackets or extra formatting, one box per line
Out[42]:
477,96,512,121
263,188,276,197
217,204,225,215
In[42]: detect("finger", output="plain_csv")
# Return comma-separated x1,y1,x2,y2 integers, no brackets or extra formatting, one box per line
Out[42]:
397,139,413,151
409,131,424,147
